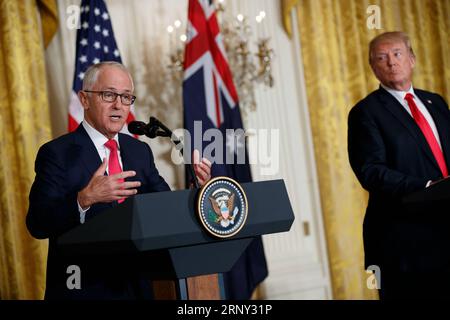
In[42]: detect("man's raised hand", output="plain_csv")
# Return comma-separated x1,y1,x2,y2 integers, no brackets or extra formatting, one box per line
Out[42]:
77,158,141,209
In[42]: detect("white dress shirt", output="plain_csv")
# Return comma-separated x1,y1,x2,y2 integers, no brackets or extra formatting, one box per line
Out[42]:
381,84,441,188
78,120,123,223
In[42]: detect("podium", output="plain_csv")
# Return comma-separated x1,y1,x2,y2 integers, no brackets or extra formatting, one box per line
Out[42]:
58,179,295,299
402,177,450,215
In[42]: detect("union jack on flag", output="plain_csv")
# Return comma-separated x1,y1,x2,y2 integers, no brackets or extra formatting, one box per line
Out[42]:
68,0,135,134
183,0,239,130
183,0,268,300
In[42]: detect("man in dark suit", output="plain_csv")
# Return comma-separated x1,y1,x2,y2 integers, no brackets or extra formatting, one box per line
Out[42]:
348,32,450,299
26,61,211,299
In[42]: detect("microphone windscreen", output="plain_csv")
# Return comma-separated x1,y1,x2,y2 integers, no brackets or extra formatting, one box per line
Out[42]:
128,121,146,135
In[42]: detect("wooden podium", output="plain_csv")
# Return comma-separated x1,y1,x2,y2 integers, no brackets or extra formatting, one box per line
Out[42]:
58,179,295,299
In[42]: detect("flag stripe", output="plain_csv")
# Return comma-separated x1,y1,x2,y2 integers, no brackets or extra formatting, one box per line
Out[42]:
212,72,221,127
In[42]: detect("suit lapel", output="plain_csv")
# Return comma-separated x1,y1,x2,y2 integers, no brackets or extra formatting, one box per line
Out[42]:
415,90,450,168
119,134,149,195
376,87,441,171
72,124,103,180
118,134,131,172
72,124,116,212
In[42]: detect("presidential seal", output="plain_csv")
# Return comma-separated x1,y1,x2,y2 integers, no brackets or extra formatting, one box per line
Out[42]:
197,176,248,238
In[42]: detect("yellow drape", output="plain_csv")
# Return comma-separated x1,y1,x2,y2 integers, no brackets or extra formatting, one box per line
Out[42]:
0,0,57,299
282,0,450,299
38,0,59,48
281,0,299,39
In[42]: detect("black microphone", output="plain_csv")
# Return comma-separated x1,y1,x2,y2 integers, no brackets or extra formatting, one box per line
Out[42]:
127,117,200,188
128,118,171,139
128,121,147,136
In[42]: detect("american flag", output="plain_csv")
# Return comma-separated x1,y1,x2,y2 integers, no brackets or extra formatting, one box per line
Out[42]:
183,0,268,300
68,0,135,134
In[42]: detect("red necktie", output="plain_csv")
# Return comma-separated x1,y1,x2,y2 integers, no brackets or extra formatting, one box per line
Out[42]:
404,93,448,177
104,139,125,203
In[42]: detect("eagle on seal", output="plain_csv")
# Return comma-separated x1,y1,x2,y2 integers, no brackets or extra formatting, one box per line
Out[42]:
209,193,237,227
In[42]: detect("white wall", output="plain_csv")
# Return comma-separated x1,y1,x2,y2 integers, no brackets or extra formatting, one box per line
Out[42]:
45,0,332,299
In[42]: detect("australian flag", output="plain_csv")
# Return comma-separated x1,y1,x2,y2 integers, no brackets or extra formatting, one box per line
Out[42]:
68,0,135,134
183,0,268,300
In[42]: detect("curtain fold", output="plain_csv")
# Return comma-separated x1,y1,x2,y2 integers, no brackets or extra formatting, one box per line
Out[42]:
38,0,59,47
281,0,300,38
0,0,57,299
282,0,450,299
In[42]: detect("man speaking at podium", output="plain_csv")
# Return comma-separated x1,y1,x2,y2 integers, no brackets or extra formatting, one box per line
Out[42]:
348,32,450,299
26,61,211,299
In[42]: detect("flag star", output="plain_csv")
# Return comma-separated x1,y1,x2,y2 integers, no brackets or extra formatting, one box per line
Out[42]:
78,72,85,80
102,12,109,20
103,45,109,53
102,29,109,37
80,38,88,46
80,6,84,13
93,58,100,64
79,55,87,63
113,49,120,57
93,41,101,49
84,5,89,12
94,8,100,16
82,21,89,29
94,24,101,32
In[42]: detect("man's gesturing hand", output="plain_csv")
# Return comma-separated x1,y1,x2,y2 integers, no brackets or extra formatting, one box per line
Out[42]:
193,149,212,187
77,159,141,209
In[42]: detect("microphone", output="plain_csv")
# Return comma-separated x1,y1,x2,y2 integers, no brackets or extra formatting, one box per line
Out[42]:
127,117,199,188
128,118,172,139
128,121,147,136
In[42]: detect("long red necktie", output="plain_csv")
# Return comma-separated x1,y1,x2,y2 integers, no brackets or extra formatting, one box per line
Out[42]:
104,139,125,203
404,93,448,177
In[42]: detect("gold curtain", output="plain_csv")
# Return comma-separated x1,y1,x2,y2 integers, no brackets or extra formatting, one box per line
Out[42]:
0,0,57,299
37,0,59,48
282,0,450,299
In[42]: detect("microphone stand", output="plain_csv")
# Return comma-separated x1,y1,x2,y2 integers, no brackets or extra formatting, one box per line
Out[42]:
146,117,200,189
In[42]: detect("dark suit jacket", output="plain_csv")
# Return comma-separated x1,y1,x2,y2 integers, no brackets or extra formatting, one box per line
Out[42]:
26,124,170,299
348,87,450,273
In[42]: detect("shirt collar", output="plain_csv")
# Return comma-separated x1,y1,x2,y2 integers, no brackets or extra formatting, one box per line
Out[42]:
380,83,415,101
82,120,120,150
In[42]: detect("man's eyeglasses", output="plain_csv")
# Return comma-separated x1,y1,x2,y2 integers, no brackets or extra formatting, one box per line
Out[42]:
84,90,136,105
